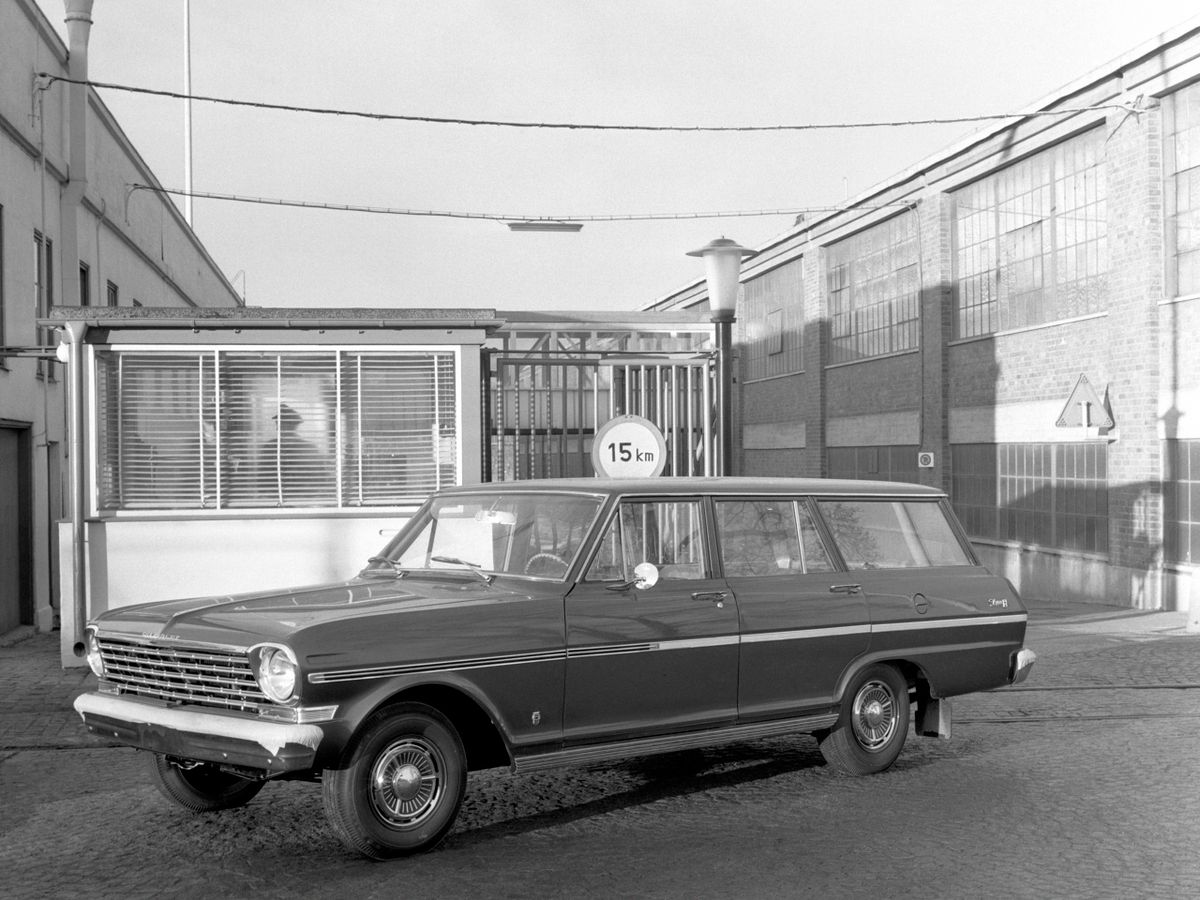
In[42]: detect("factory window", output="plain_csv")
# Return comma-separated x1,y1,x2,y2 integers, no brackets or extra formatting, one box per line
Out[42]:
742,261,804,381
826,213,920,364
953,128,1108,338
79,263,91,306
94,348,458,511
951,442,1107,554
106,280,119,307
1166,83,1200,297
1165,440,1200,565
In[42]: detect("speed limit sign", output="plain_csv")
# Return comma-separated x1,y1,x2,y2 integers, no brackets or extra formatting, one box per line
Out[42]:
591,415,667,478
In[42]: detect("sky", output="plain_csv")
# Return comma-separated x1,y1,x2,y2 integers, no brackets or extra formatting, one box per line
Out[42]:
33,0,1200,312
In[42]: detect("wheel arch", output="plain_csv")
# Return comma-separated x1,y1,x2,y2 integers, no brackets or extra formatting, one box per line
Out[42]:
353,683,513,772
835,654,934,705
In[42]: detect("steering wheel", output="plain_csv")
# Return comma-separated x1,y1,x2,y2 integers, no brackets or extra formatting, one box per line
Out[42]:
524,552,569,577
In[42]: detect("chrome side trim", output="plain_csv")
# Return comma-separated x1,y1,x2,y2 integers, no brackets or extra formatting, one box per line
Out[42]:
872,613,1028,634
512,711,840,773
309,648,566,684
742,624,870,644
567,635,739,658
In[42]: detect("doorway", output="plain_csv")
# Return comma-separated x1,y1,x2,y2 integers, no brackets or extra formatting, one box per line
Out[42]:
0,424,33,634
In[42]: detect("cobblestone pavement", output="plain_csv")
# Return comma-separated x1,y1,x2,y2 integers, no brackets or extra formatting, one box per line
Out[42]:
2,602,1198,899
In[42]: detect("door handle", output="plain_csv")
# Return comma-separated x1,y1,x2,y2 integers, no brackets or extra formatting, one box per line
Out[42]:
829,584,862,595
691,590,728,608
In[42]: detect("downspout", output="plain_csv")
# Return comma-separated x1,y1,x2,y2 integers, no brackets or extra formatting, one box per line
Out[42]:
64,320,88,656
63,0,95,656
61,0,93,303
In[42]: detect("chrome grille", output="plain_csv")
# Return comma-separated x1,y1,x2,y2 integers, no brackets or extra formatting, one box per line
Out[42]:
98,636,267,712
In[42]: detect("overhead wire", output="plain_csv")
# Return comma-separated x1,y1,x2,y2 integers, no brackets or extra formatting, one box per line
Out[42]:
39,74,1142,132
127,184,909,223
63,73,1141,227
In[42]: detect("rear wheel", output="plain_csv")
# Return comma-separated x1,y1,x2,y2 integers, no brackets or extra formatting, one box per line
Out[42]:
323,703,466,859
819,664,909,775
149,754,265,811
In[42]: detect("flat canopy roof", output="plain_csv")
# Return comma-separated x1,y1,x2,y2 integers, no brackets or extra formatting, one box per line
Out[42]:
43,306,714,333
435,476,944,498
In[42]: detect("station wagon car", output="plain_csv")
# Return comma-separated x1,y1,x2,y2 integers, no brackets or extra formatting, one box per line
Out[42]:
75,477,1035,859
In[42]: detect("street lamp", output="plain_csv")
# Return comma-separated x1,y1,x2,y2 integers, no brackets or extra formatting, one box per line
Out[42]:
687,237,754,476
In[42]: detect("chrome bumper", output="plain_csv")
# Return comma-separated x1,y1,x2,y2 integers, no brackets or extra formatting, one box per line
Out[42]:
1010,647,1037,685
74,692,324,775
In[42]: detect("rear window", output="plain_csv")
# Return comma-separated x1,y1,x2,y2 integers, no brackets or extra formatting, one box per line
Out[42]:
817,499,972,569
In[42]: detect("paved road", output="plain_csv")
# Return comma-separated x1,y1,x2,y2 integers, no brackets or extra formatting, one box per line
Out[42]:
2,604,1198,899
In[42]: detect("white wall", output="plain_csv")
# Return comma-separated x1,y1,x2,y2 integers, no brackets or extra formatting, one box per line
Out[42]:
59,514,413,665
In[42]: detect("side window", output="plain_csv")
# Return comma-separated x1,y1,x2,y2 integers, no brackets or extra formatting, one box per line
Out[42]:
817,499,972,569
716,499,833,576
585,499,705,581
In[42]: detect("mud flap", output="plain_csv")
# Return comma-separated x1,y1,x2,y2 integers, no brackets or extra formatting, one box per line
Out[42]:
915,696,952,740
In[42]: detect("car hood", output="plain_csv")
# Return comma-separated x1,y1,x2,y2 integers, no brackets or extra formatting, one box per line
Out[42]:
91,575,538,646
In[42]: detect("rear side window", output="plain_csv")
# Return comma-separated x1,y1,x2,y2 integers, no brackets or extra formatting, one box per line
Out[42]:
715,498,834,576
817,499,972,569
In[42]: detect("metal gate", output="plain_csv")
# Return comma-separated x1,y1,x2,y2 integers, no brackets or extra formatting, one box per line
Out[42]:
485,354,718,481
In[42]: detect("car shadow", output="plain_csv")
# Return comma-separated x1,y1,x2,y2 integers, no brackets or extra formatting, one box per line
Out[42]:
442,736,827,850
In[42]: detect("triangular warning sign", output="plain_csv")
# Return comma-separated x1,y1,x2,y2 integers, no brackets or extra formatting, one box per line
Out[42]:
1055,374,1113,428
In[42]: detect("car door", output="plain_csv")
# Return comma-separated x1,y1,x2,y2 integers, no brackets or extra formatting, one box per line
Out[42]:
715,497,870,719
563,496,740,744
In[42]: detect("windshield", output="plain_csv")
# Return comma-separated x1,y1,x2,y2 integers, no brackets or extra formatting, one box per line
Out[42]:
379,492,604,580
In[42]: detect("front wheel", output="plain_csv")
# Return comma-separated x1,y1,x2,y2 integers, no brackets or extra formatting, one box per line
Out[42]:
322,703,466,859
819,664,909,776
149,754,265,811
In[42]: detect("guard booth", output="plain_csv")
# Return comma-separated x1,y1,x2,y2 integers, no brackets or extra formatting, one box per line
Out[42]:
46,306,720,665
485,311,720,480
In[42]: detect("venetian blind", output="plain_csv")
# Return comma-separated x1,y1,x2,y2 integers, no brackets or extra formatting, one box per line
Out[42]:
95,349,458,511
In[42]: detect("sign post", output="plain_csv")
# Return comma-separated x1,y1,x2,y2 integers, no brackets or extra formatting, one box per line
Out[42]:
591,415,667,478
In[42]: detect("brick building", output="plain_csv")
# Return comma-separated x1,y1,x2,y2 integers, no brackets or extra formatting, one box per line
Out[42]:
648,20,1200,613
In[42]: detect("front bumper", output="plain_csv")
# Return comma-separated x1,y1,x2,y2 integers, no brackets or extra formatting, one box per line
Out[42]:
1010,647,1037,685
74,693,324,776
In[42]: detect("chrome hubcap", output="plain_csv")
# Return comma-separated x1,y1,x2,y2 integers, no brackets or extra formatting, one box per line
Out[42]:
852,680,897,751
370,738,444,829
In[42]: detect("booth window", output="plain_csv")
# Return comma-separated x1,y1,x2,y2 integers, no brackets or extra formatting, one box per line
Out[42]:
94,348,458,511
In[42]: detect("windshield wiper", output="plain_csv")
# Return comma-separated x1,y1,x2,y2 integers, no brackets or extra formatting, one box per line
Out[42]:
360,556,408,578
431,555,494,584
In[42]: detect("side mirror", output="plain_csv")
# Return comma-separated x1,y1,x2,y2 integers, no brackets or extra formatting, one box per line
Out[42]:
604,561,661,592
633,562,659,590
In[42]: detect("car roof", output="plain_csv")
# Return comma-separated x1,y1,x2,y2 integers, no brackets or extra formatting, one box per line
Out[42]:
436,476,945,499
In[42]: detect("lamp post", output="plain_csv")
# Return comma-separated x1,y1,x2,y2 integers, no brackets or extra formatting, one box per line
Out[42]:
687,237,754,476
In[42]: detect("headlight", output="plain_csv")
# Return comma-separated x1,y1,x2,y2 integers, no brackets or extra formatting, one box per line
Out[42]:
254,645,298,703
84,628,105,678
